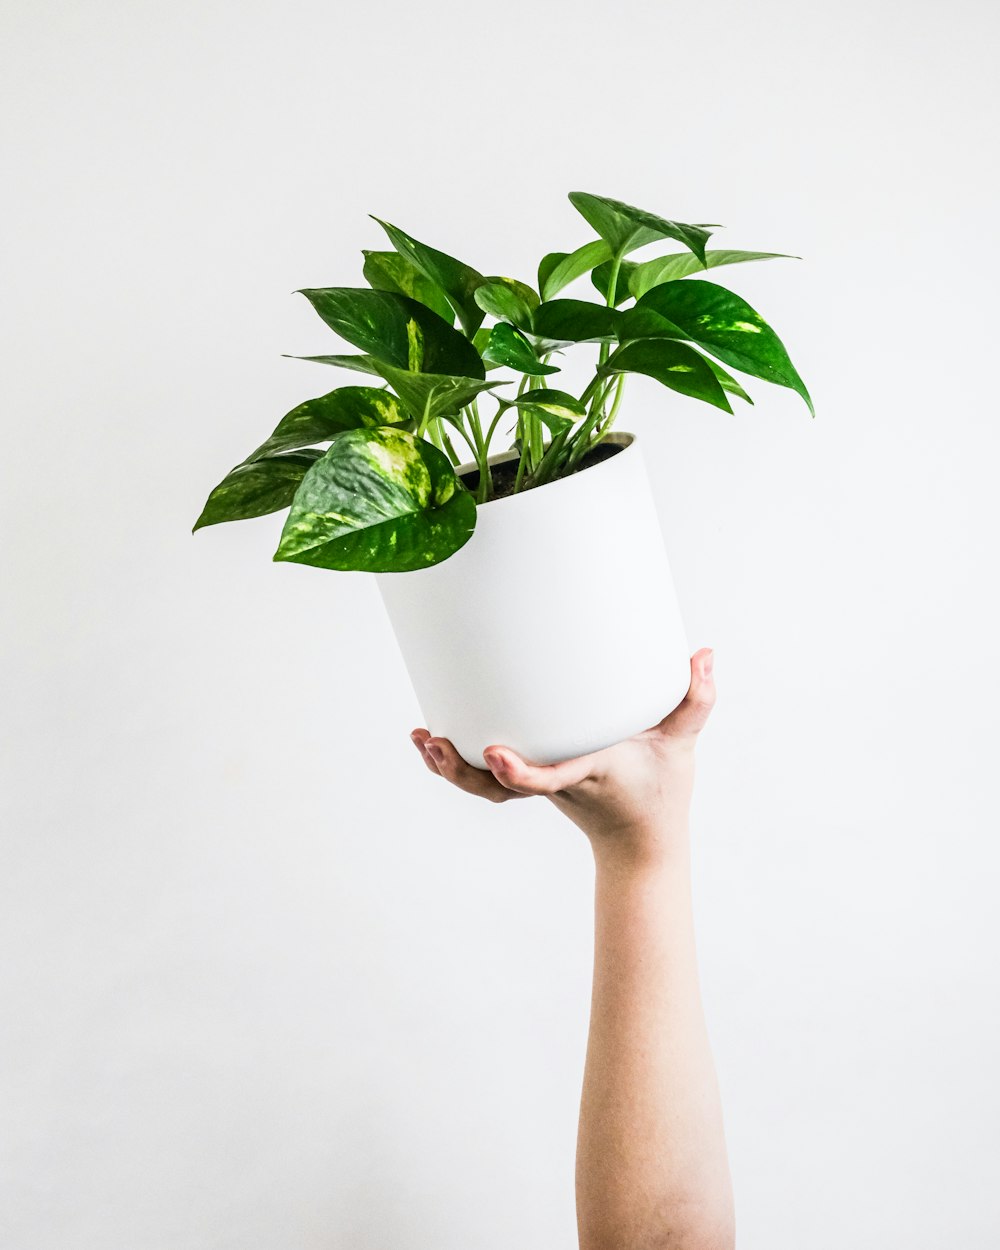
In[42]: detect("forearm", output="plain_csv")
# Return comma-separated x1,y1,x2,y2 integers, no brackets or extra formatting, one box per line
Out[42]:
575,831,733,1250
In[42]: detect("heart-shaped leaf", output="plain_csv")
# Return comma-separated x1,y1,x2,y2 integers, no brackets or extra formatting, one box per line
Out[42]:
243,387,407,463
482,323,560,375
616,307,688,343
372,218,486,337
629,249,797,299
473,277,539,330
362,250,454,323
636,280,812,413
273,428,477,572
568,193,713,265
298,288,484,378
591,260,639,307
599,340,733,413
530,300,619,349
194,451,323,531
538,239,612,301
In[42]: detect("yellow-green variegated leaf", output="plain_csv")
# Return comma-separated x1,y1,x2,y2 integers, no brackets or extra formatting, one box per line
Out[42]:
635,280,813,413
568,193,713,265
362,250,455,324
629,249,797,299
242,387,408,463
297,288,484,378
273,429,476,572
371,218,486,337
193,451,323,531
538,239,611,301
599,340,733,413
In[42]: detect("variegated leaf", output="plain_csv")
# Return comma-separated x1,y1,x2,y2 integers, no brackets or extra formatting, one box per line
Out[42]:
599,340,733,413
372,218,486,336
635,280,813,413
273,428,476,572
297,288,484,378
194,451,323,531
242,387,408,463
362,250,454,323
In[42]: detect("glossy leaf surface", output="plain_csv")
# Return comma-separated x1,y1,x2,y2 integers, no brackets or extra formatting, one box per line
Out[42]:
194,451,323,530
274,428,476,571
568,193,712,264
506,389,587,420
537,239,611,300
591,259,639,306
482,323,560,375
629,249,796,299
636,280,812,412
473,277,538,330
298,288,483,378
599,340,733,412
243,387,407,462
361,250,454,323
531,300,619,349
372,218,485,336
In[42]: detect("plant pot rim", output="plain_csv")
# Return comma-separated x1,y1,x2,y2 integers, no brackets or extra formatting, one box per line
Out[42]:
457,430,636,508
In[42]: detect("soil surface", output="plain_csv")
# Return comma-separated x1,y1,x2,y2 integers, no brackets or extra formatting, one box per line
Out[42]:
460,440,623,503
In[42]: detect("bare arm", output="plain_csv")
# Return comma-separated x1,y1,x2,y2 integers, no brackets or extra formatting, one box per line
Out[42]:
411,648,734,1250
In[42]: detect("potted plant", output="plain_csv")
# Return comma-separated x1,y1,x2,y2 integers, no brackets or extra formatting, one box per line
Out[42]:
195,193,811,765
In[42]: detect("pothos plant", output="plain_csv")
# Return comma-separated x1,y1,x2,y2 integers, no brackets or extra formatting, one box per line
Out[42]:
194,192,812,571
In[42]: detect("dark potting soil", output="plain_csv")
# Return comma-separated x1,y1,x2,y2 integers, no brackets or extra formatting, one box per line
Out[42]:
459,440,624,503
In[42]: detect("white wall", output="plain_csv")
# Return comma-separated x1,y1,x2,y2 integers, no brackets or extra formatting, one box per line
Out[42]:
3,1,999,1246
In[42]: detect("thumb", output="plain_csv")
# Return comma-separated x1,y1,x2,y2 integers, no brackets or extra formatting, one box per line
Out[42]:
656,648,716,739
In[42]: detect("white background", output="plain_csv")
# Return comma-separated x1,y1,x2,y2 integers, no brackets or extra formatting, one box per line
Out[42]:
3,1,999,1246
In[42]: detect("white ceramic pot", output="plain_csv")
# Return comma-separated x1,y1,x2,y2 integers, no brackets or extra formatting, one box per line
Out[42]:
376,432,691,767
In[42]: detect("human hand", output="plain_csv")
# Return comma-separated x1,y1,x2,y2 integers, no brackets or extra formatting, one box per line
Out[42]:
410,648,716,868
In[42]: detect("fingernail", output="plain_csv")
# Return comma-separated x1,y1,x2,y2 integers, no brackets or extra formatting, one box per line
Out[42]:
425,742,443,762
484,749,506,774
703,649,714,677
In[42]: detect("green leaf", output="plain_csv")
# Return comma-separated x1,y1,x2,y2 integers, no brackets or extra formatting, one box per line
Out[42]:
242,387,408,462
591,260,639,307
568,193,712,265
629,249,797,299
273,428,477,572
473,277,539,330
635,280,812,413
482,323,560,375
506,389,587,421
194,451,323,531
366,360,508,421
286,353,382,374
704,357,754,405
362,250,454,323
372,218,486,336
615,306,688,343
538,239,611,300
530,300,619,349
599,340,733,413
297,288,484,378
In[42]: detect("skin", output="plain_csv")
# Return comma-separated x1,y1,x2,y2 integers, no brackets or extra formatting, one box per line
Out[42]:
410,648,735,1250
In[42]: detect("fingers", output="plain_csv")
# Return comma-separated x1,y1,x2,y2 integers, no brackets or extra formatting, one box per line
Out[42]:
481,744,595,796
410,730,517,803
655,648,716,739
